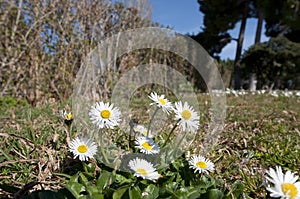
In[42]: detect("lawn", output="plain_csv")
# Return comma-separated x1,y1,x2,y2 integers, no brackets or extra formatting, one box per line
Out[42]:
0,91,299,198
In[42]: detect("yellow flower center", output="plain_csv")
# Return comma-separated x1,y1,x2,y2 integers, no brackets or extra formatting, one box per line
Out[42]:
66,113,73,120
142,142,153,150
196,161,207,169
101,109,111,119
182,109,192,120
137,168,148,176
282,183,298,199
77,144,88,153
158,98,166,105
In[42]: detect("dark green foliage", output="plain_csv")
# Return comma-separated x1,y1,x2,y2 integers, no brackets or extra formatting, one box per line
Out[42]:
198,0,242,32
262,0,300,42
24,161,245,199
192,0,244,59
241,37,300,88
190,32,232,59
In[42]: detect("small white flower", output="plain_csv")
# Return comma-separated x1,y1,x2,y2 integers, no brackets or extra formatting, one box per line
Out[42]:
128,158,159,180
266,166,300,199
60,109,73,124
135,136,160,154
142,192,149,196
149,92,173,114
188,155,214,174
89,102,121,129
173,101,200,133
271,91,279,98
283,91,293,98
133,125,153,138
69,137,97,161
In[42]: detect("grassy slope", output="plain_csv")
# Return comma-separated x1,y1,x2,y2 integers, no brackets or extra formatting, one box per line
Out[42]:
0,94,299,198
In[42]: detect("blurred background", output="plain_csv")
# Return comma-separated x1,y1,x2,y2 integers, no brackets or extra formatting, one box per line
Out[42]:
1,0,299,105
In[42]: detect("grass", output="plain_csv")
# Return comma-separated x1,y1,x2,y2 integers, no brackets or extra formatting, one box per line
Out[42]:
0,93,299,198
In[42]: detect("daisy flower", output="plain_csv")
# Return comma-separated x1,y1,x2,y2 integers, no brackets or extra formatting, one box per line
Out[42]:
173,101,200,133
69,137,98,161
135,136,160,154
189,155,215,174
266,166,300,199
61,109,74,121
128,158,159,180
60,109,74,125
133,125,153,138
149,92,173,114
89,102,121,129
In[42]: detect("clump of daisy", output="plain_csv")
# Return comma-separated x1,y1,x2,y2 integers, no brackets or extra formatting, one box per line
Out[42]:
173,101,200,133
134,125,153,138
128,157,159,180
189,155,215,174
135,136,160,154
149,92,173,114
69,137,98,161
266,166,300,199
89,102,121,129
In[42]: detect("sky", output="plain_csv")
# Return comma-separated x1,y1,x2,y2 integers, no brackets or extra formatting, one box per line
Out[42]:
148,0,269,60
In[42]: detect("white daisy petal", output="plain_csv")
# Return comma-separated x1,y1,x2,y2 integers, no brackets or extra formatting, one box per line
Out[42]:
89,102,121,129
149,92,173,114
285,171,299,184
128,158,159,181
173,101,200,133
69,137,98,161
266,166,300,199
135,136,160,154
188,155,214,174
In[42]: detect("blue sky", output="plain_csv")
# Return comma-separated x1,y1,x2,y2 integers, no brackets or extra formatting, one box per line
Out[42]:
149,0,269,60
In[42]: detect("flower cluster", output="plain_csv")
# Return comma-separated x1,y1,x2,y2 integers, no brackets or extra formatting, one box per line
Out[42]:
148,92,200,133
61,92,298,197
67,92,214,181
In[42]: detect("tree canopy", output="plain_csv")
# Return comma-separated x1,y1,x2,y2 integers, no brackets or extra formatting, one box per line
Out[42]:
241,37,300,89
192,0,300,89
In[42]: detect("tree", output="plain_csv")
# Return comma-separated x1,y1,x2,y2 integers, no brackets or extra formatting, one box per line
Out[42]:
233,0,249,89
191,0,242,59
190,32,232,60
193,0,265,89
241,37,300,89
0,0,153,104
262,0,300,42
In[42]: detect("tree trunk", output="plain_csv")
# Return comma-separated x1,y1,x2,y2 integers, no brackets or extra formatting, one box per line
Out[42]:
249,73,257,91
254,10,263,44
233,1,249,90
250,10,263,91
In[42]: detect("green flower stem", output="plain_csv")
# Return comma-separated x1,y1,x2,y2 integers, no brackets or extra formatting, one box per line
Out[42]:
162,119,180,147
133,177,141,187
64,124,72,146
99,129,110,165
171,130,187,156
147,107,159,136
